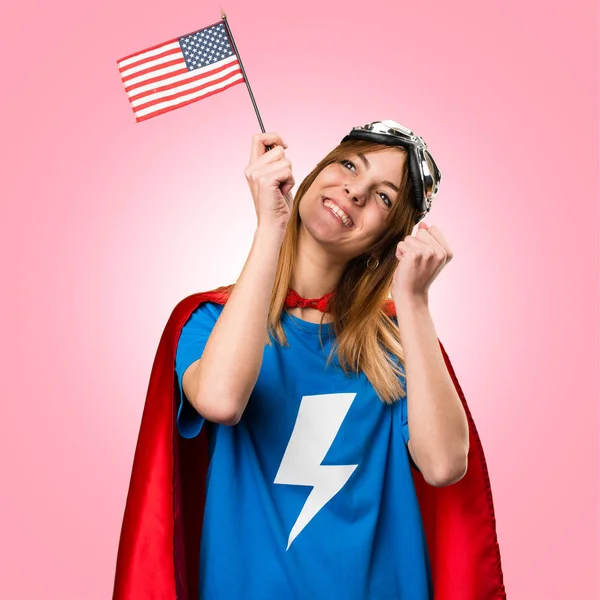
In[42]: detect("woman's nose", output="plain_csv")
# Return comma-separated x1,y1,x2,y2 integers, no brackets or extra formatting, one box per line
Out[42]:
344,183,366,205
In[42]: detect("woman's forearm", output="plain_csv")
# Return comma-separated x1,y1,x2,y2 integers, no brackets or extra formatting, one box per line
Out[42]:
395,294,469,486
191,227,284,425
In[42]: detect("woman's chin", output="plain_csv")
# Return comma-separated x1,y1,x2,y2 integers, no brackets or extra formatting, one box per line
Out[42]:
302,218,348,244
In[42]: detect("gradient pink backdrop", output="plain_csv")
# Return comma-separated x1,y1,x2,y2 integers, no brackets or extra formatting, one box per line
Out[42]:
1,0,598,597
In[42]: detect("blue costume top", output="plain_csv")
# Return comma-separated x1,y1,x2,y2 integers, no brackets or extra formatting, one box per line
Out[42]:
175,301,433,599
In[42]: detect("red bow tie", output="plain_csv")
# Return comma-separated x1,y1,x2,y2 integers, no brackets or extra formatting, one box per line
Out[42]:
284,288,335,313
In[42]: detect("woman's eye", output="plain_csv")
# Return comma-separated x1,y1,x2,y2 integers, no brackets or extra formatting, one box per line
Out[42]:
341,159,356,172
378,193,392,208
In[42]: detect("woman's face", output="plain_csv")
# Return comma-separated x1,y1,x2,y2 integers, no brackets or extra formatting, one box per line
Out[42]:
299,147,406,260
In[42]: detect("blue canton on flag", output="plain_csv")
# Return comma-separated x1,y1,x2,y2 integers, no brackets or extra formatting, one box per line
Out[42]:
179,23,235,71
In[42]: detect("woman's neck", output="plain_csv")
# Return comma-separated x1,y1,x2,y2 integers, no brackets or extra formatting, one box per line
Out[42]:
291,226,345,299
285,306,335,324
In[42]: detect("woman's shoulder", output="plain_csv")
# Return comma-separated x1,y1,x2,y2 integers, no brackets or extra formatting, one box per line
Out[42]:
187,283,235,307
172,286,232,333
186,299,225,324
177,283,234,312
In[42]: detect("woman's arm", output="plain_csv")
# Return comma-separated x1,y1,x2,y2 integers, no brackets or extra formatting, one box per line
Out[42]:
395,294,469,487
184,227,283,425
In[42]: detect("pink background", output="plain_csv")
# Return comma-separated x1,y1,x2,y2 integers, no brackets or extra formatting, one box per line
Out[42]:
1,0,598,597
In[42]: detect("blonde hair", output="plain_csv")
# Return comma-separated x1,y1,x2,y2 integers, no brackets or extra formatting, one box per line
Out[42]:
221,139,422,404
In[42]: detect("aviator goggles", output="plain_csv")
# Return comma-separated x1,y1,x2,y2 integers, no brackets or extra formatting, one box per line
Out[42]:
341,119,441,222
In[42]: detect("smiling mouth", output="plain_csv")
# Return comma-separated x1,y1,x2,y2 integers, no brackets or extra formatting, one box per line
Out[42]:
322,197,354,228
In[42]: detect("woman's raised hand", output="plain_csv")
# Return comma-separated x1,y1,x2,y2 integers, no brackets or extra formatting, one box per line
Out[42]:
244,132,295,236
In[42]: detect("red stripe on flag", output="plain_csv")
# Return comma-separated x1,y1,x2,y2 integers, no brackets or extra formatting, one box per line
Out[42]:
134,78,245,122
133,69,243,114
129,61,241,102
125,67,190,95
118,46,182,73
121,57,186,84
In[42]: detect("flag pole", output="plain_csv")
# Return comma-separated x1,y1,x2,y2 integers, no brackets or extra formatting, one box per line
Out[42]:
220,7,266,134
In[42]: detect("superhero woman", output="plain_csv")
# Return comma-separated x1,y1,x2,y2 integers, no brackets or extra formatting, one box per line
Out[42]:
112,120,507,600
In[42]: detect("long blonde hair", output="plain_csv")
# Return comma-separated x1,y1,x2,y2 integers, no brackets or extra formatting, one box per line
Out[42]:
222,139,422,404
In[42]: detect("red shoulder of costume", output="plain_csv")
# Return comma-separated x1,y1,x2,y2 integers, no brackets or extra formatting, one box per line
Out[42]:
179,283,233,309
167,284,234,332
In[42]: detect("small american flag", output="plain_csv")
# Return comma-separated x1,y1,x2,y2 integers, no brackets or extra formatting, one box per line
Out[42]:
118,20,245,122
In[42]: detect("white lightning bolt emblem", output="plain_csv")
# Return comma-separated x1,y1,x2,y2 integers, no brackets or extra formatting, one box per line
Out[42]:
274,393,358,550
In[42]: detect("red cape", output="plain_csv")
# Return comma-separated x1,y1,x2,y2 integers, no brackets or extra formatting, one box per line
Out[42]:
112,287,506,599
